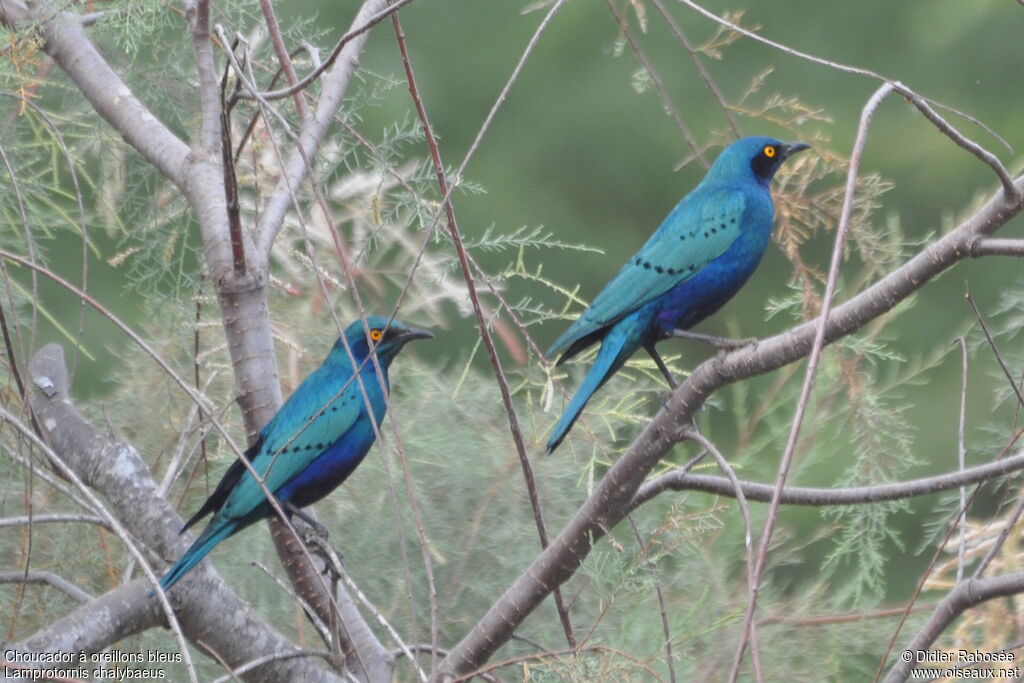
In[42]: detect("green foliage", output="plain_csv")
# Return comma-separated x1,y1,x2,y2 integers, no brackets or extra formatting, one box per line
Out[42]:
1,0,1021,680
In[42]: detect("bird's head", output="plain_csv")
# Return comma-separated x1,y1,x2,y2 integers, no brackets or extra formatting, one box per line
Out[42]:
704,136,811,188
330,316,433,365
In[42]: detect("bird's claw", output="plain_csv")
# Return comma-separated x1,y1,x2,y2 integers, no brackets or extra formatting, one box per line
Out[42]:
712,350,734,380
300,523,330,544
285,503,330,540
719,336,758,351
669,418,700,443
670,328,758,351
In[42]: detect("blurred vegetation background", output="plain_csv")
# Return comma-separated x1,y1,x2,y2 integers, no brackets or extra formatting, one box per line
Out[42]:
2,0,1023,679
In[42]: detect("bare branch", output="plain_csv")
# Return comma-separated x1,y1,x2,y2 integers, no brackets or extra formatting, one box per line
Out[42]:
675,0,1019,198
683,429,760,682
966,292,1024,409
903,93,1020,201
882,572,1024,682
0,514,108,530
955,337,968,583
627,449,1024,509
257,0,311,122
0,570,93,604
971,238,1024,257
651,0,741,138
605,0,707,167
187,0,221,150
209,650,335,683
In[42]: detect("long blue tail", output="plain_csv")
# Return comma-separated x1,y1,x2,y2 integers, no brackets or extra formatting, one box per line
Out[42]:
157,520,236,592
546,322,643,454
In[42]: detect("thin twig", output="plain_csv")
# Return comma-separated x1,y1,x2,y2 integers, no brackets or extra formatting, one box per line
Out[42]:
208,649,334,683
389,0,576,650
731,82,895,681
676,0,1019,199
966,291,1024,409
973,490,1024,580
627,517,677,683
0,514,109,530
0,570,93,603
954,337,968,583
605,0,707,167
240,0,420,102
257,0,310,121
307,535,426,682
218,46,246,278
684,428,760,682
453,645,666,683
758,604,936,627
651,0,741,138
250,561,332,646
904,94,1019,201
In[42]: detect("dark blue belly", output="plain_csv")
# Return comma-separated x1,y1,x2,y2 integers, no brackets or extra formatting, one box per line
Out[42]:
653,237,766,335
274,419,379,509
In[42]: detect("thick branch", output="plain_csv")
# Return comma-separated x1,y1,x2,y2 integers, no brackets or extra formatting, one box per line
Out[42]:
15,581,163,653
435,171,1024,678
882,572,1024,682
22,344,346,683
187,0,221,150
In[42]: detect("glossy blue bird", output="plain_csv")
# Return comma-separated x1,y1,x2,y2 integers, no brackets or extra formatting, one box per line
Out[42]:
158,317,432,591
546,136,810,453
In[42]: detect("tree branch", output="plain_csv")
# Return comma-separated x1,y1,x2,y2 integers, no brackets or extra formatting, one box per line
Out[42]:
627,449,1024,510
882,572,1024,682
187,0,221,150
971,238,1024,257
14,581,164,654
0,571,93,604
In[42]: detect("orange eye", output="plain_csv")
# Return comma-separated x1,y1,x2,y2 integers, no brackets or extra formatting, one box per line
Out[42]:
763,145,776,158
370,329,383,342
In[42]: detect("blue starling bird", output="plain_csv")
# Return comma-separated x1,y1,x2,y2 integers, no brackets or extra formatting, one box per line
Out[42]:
545,136,810,453
158,317,432,591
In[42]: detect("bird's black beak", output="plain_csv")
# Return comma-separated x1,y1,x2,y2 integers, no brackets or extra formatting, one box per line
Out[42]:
780,141,812,160
396,327,434,345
